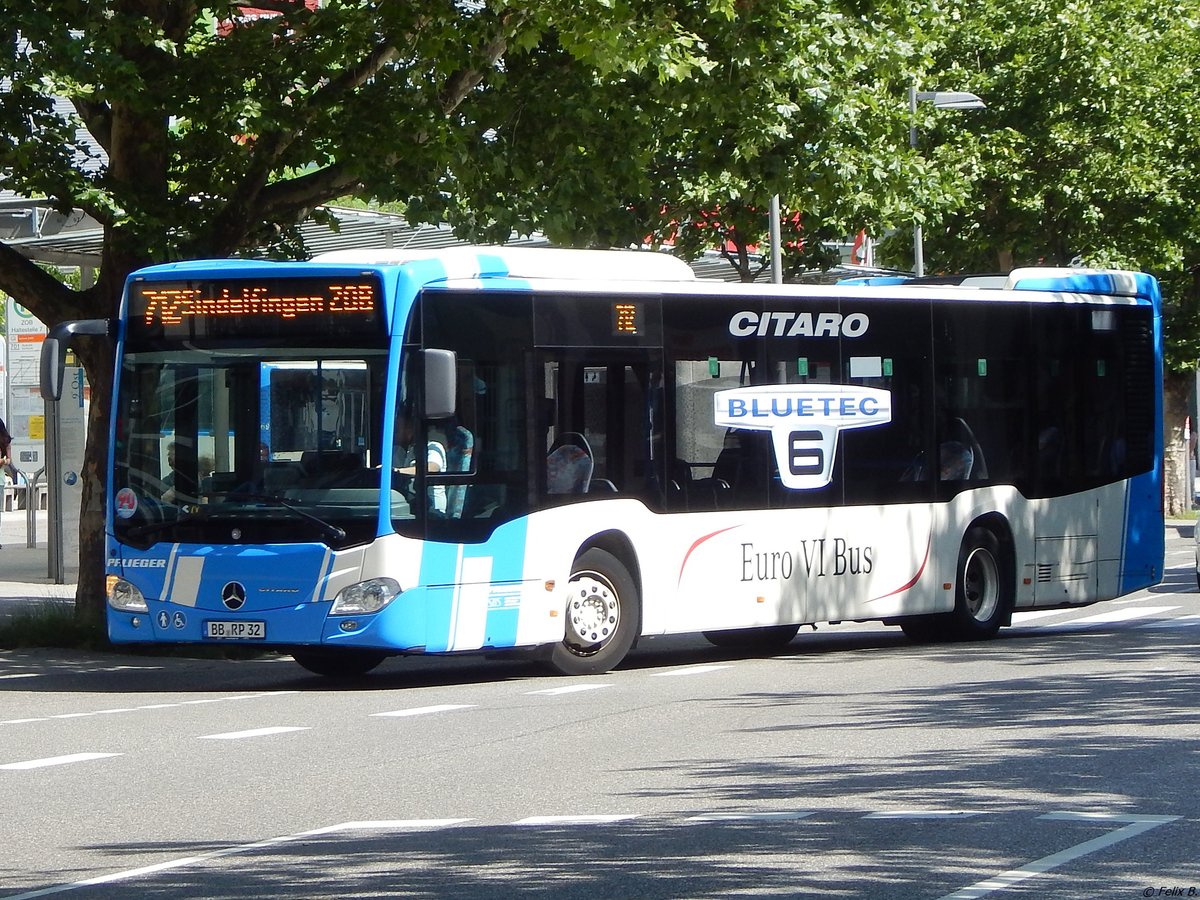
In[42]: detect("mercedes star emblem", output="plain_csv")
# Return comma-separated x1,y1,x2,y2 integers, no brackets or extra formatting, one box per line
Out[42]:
221,581,247,611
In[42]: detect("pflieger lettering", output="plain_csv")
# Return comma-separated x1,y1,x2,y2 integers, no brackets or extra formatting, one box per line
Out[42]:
107,558,167,568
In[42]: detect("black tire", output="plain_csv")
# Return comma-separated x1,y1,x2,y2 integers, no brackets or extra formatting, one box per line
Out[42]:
947,525,1010,640
291,647,387,678
703,624,801,651
548,547,640,676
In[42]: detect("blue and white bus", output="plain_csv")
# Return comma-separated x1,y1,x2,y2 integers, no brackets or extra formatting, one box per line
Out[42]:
42,247,1164,676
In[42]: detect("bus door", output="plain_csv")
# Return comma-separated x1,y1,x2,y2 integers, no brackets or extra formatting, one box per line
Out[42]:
537,349,665,508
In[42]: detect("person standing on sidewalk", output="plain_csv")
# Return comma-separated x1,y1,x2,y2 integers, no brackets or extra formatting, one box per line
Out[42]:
0,416,11,549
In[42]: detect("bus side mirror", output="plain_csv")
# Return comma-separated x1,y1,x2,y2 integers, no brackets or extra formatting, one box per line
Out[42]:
40,319,111,401
423,349,457,420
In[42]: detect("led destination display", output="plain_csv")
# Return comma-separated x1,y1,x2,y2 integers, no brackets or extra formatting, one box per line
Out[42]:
128,276,384,341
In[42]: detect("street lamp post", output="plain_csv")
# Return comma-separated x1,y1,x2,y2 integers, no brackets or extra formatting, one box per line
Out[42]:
909,86,985,277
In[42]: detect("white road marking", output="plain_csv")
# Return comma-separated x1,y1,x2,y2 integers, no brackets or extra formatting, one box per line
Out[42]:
1068,606,1178,625
0,752,122,771
1027,606,1178,630
1010,609,1077,624
370,704,476,718
0,672,41,680
0,820,471,899
314,819,473,832
514,815,638,826
0,691,298,726
1138,614,1200,629
524,684,612,696
684,811,815,823
650,665,735,678
866,810,981,819
198,726,309,741
937,811,1179,900
2,808,1181,898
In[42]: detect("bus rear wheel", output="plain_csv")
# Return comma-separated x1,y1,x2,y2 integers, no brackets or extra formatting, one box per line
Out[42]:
703,624,801,651
291,647,388,678
947,526,1009,640
548,548,640,676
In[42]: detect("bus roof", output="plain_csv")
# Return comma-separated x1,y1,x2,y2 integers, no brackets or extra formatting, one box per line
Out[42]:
132,248,1158,307
312,245,696,282
839,267,1158,303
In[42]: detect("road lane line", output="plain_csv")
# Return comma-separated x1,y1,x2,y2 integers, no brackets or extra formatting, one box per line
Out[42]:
182,690,300,706
1,691,301,727
1138,614,1200,629
684,811,815,823
524,684,611,696
1010,609,1076,624
1028,606,1179,630
0,820,471,899
650,665,735,678
866,810,981,819
1069,606,1178,624
937,811,1179,900
514,815,638,826
370,704,476,718
0,673,41,680
312,819,474,832
198,726,309,740
0,752,121,771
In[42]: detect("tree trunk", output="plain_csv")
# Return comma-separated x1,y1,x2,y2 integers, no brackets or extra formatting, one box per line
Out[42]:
73,339,114,629
1162,370,1191,518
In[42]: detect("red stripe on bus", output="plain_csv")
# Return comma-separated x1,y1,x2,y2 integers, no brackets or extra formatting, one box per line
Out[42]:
678,526,742,588
870,533,932,602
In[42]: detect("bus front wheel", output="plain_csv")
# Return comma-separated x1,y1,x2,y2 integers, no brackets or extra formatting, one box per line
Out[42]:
549,548,640,676
948,526,1009,640
291,647,388,678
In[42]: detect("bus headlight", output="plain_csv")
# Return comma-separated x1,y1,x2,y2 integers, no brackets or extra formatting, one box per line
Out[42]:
107,577,148,613
331,578,401,615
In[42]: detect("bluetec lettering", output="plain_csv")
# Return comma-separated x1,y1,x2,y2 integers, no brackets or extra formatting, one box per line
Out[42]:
724,396,880,419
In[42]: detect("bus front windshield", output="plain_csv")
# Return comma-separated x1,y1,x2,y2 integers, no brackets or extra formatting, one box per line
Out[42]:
113,346,391,549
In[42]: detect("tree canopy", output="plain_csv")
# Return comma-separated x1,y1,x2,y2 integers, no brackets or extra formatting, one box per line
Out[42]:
914,0,1200,289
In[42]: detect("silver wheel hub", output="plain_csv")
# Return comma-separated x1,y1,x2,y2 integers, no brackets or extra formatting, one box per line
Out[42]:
566,573,620,650
963,547,1000,622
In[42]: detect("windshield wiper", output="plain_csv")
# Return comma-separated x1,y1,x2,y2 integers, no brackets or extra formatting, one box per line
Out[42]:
122,506,214,541
223,492,347,542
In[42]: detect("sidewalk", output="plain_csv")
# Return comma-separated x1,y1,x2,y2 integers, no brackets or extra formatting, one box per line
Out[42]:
0,507,78,624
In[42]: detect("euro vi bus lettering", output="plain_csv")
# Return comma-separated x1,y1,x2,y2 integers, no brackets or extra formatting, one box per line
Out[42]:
741,539,874,583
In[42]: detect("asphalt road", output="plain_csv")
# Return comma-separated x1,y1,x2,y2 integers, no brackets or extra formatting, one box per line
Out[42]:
1,526,1197,899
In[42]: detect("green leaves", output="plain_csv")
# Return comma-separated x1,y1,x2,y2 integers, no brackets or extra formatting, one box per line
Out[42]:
919,0,1200,276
